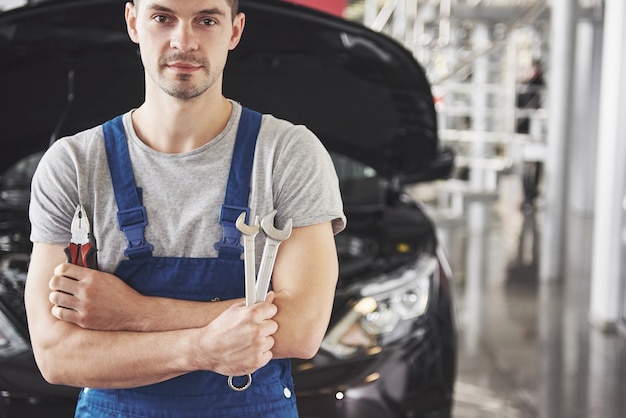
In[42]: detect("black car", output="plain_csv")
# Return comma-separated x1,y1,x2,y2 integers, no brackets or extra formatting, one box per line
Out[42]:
0,1,457,417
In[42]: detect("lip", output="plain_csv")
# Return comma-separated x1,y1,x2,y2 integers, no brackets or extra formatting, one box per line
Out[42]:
166,62,202,73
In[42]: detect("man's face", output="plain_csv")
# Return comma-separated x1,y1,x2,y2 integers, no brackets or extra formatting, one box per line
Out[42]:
125,0,245,100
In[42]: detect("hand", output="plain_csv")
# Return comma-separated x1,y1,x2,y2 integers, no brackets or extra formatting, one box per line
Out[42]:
192,293,279,376
48,263,143,331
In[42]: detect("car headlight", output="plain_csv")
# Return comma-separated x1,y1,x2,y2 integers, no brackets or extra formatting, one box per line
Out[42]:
321,257,436,358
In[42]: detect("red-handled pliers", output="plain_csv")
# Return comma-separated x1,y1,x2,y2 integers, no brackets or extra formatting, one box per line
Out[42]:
64,204,98,269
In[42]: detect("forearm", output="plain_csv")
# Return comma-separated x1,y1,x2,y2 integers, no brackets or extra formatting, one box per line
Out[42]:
46,257,240,333
31,300,276,389
32,320,197,389
128,296,239,332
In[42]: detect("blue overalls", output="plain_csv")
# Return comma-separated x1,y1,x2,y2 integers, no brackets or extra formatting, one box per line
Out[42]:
74,108,298,418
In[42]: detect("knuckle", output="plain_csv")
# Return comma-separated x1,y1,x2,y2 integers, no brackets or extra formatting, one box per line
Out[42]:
50,305,60,319
76,312,86,327
54,263,70,276
52,305,67,321
48,275,60,290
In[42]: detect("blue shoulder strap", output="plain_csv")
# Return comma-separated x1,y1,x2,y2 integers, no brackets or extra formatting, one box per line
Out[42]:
103,115,154,259
102,107,262,260
214,107,262,259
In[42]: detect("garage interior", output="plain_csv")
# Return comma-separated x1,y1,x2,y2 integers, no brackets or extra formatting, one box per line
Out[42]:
1,0,625,417
346,0,626,416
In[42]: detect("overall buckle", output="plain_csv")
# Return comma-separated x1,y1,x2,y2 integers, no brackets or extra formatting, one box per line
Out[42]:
117,206,154,259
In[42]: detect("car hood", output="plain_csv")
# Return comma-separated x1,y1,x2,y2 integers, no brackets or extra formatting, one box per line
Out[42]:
0,0,444,179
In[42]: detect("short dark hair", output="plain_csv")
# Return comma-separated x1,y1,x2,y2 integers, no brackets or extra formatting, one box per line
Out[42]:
132,0,240,20
230,0,239,17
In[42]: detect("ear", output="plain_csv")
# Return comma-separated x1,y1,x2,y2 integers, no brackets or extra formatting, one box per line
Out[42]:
229,12,246,51
125,2,140,44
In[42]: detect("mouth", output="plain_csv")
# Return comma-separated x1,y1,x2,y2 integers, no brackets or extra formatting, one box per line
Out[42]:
166,62,202,73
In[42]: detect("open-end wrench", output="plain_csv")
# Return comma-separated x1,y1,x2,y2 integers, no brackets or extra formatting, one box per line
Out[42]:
228,210,291,392
255,210,292,303
229,212,260,392
235,212,260,307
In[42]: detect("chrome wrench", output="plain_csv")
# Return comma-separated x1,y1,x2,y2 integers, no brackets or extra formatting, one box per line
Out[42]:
228,210,292,392
228,212,259,392
255,210,292,303
235,212,260,307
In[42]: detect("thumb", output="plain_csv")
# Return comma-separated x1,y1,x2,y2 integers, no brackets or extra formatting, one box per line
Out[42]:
264,291,276,303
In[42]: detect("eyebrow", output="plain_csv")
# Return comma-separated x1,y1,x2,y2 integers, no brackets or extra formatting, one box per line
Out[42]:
145,3,227,17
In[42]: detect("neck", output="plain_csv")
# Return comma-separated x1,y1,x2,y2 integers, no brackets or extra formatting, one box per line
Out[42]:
131,84,233,154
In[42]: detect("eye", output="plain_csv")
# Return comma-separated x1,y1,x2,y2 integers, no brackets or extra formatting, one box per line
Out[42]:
153,15,169,23
200,18,216,26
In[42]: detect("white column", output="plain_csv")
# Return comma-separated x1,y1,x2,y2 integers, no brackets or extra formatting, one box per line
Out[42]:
469,22,491,193
569,15,602,215
589,0,626,331
539,0,577,281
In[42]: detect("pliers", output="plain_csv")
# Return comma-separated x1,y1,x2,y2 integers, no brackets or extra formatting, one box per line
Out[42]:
64,204,98,269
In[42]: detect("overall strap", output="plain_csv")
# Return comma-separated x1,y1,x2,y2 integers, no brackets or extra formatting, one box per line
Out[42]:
214,107,263,259
103,115,154,259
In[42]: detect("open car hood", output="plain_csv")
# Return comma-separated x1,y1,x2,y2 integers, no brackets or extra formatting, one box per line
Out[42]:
0,0,448,180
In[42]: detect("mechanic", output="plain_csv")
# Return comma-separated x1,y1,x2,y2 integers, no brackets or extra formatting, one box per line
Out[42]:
24,0,345,417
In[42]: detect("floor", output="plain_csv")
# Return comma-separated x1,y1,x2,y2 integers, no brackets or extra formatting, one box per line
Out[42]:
419,175,626,418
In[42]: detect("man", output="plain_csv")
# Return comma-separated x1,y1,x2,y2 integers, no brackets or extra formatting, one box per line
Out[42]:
24,0,345,416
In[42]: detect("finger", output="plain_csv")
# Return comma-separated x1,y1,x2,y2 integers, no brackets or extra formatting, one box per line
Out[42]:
239,346,274,375
258,349,274,368
264,318,279,335
49,291,78,309
253,301,278,320
262,335,276,352
49,275,80,294
51,304,79,323
53,262,84,281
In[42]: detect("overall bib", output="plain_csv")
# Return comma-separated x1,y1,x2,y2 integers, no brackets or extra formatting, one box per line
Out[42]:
74,108,298,418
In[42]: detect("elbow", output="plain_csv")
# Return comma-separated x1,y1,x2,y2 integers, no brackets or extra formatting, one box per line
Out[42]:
32,341,78,387
41,369,68,386
286,330,325,360
33,349,69,386
295,343,321,360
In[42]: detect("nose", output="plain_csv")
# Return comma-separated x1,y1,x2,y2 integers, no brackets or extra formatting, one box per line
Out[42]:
170,22,199,52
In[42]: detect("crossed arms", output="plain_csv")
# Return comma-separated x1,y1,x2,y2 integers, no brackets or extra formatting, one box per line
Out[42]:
25,222,338,389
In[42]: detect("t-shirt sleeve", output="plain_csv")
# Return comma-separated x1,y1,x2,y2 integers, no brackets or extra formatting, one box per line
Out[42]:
272,125,346,235
29,139,80,246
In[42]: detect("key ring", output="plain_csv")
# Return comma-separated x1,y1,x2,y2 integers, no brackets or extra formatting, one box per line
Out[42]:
228,374,252,391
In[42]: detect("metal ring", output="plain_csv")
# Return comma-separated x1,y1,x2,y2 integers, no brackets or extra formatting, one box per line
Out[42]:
228,374,252,391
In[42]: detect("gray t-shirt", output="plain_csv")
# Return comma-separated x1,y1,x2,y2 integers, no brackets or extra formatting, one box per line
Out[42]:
30,101,346,273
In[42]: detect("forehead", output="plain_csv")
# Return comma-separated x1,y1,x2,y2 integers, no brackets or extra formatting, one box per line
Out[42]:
137,0,232,16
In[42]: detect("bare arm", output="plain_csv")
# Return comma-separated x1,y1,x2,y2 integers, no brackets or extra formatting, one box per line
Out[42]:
25,243,278,389
268,221,339,359
48,259,237,332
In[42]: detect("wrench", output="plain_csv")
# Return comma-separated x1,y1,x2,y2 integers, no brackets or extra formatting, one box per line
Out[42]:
228,210,291,392
235,212,260,307
228,212,259,392
255,210,292,303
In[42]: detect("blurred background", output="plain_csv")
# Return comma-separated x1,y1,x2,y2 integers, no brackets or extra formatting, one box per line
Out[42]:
280,1,626,417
